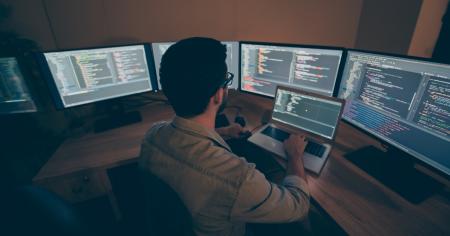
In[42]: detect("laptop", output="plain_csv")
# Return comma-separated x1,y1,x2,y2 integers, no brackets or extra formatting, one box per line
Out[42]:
248,86,345,174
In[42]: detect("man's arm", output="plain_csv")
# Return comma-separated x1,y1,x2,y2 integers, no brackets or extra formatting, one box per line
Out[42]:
284,134,308,181
230,135,310,223
216,123,244,139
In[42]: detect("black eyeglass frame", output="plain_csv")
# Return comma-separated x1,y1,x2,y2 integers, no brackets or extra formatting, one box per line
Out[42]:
206,72,234,98
221,72,234,88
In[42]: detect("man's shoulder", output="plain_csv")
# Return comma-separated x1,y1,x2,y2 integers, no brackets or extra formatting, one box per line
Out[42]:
141,120,257,188
144,121,170,140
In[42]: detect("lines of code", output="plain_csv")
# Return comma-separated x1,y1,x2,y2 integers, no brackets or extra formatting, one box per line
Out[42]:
241,44,342,97
0,58,31,102
256,49,292,82
152,42,239,89
0,57,36,113
357,65,421,119
338,51,450,174
343,100,450,167
70,53,112,89
344,100,411,137
44,45,152,107
413,77,450,137
293,53,341,88
272,89,342,139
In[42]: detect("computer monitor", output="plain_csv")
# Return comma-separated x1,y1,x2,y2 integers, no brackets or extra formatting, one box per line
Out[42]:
36,44,157,109
152,41,239,90
337,50,449,202
151,42,173,89
0,57,37,114
240,42,344,97
338,50,450,177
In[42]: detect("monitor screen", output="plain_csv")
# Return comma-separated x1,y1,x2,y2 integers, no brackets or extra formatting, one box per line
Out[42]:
152,41,239,90
0,57,36,114
273,87,343,140
39,44,156,108
240,42,343,97
338,51,450,176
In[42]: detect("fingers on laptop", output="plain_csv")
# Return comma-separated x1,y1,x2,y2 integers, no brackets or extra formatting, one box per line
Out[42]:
290,133,306,140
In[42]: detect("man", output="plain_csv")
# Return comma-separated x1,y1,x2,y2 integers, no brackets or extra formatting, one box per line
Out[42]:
139,37,310,236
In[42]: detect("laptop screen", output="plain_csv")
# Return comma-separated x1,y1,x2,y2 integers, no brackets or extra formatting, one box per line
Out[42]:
272,87,343,139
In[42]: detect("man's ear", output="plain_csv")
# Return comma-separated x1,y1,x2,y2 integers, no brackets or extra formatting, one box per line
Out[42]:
213,88,224,105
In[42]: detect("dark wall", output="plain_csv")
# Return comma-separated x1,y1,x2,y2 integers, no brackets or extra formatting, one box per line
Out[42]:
433,4,450,63
1,0,364,50
0,0,432,188
355,0,423,54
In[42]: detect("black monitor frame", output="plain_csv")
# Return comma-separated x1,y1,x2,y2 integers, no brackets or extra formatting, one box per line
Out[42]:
238,41,347,99
35,43,158,110
338,48,450,181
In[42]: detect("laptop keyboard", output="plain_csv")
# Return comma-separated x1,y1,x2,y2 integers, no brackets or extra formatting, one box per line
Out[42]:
261,126,326,157
304,140,326,157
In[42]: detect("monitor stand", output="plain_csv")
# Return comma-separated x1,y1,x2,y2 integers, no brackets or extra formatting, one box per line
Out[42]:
94,101,142,133
345,146,443,204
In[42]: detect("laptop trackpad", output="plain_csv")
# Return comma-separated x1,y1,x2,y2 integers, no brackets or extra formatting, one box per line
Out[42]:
261,125,290,142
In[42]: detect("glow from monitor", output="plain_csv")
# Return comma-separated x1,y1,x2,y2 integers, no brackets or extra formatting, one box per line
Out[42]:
273,88,343,139
0,57,36,114
240,43,343,97
43,45,155,108
338,51,450,176
152,41,239,90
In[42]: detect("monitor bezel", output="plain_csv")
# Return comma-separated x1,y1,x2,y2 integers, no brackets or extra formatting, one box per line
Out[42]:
337,48,450,178
238,41,347,99
35,43,158,110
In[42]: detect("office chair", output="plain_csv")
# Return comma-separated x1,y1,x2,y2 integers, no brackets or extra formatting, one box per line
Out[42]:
1,185,92,236
139,169,195,236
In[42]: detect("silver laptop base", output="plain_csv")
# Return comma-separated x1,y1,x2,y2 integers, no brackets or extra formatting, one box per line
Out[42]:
248,124,331,174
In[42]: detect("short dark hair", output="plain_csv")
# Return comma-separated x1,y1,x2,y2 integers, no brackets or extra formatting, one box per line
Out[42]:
160,37,227,118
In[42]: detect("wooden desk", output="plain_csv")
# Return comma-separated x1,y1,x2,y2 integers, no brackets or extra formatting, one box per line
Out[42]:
34,91,450,235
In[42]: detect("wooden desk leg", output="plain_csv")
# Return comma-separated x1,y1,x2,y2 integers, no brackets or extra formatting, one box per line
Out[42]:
99,170,122,221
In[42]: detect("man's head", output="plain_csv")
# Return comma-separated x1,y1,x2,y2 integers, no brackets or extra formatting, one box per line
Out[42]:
160,37,231,118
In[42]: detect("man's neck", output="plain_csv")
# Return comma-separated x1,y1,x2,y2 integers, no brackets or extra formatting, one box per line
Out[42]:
186,110,216,130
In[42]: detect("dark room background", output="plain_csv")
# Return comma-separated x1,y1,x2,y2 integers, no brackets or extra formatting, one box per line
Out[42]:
0,0,448,187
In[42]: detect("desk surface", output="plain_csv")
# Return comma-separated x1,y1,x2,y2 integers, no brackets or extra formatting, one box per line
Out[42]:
34,91,450,235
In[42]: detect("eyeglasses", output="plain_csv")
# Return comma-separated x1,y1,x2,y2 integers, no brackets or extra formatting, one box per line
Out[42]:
221,72,234,88
207,72,234,98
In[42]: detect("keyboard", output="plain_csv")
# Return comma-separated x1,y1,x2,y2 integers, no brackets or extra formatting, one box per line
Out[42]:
261,126,326,157
304,140,326,157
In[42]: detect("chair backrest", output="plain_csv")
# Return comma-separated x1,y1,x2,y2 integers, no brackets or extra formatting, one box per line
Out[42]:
140,168,195,236
2,185,91,236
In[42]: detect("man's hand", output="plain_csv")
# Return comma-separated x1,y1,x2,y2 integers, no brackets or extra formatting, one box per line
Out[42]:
283,134,307,160
284,134,308,180
216,123,245,139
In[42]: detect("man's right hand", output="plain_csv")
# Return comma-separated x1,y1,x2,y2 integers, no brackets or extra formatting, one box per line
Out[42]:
283,134,307,161
284,134,308,180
